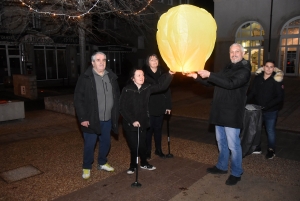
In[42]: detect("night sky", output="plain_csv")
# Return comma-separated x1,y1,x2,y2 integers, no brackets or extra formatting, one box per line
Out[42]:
192,0,214,15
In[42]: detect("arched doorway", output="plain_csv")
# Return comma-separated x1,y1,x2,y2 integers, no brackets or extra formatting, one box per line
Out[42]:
278,17,300,76
235,21,265,72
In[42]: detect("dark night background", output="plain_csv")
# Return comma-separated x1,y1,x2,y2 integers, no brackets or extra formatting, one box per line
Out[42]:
193,0,214,15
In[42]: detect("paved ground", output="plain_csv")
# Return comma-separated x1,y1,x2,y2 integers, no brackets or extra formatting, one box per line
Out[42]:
0,76,300,201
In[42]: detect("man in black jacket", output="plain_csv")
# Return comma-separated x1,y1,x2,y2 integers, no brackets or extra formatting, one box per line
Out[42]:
74,52,120,179
185,43,251,185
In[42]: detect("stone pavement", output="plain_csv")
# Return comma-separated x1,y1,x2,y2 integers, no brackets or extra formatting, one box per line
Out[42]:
0,76,300,200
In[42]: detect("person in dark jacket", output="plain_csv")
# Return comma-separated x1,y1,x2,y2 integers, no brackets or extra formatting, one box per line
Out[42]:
185,43,251,185
74,52,120,179
120,67,174,175
144,54,172,159
247,59,284,159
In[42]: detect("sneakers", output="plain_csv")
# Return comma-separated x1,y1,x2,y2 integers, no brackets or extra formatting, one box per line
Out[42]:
225,175,241,185
97,163,114,172
82,169,90,179
207,166,228,174
252,148,262,154
127,167,135,175
140,164,156,170
266,148,275,159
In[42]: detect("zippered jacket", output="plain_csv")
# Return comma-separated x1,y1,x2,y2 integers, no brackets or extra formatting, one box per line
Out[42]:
120,73,172,131
195,59,251,128
247,67,284,112
74,66,120,134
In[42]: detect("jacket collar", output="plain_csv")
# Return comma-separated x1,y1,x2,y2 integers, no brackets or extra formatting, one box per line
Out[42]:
125,81,150,91
84,66,118,79
255,67,284,82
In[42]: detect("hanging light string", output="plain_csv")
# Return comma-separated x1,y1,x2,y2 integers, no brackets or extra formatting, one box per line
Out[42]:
19,0,100,18
108,0,153,16
19,0,153,18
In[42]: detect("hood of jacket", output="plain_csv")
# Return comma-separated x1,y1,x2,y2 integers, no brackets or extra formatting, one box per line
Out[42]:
255,67,284,82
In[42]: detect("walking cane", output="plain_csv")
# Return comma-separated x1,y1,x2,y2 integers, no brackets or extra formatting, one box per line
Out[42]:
166,115,174,158
131,126,142,187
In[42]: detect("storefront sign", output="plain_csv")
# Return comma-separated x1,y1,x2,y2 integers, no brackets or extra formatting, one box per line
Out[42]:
53,37,79,44
22,34,54,44
0,34,17,42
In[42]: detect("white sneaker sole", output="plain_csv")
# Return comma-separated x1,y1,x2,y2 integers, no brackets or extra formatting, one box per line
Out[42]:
140,166,156,170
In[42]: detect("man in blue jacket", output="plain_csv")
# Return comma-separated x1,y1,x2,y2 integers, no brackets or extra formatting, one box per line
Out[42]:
74,52,120,179
186,43,251,185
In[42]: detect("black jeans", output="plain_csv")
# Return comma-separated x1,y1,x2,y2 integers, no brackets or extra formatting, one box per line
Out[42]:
146,115,164,152
124,128,147,168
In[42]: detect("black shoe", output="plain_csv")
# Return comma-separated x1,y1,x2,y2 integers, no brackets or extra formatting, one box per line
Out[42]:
225,175,241,185
140,163,156,170
146,151,151,160
155,149,166,158
266,148,275,159
206,166,228,174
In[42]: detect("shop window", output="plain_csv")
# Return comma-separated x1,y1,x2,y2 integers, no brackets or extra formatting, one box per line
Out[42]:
34,46,67,80
235,21,265,72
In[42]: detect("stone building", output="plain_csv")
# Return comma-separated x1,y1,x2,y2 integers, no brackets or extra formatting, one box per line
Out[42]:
213,0,300,76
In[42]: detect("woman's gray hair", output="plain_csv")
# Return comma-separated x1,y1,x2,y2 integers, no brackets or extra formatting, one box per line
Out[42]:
91,52,106,62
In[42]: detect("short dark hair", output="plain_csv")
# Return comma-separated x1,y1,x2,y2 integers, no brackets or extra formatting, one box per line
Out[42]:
145,54,159,66
264,59,275,66
129,67,144,80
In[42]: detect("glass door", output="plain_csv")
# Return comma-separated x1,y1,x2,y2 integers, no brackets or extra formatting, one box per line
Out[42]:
285,47,299,76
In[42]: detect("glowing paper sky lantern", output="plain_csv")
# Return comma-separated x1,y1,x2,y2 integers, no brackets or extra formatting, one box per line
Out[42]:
156,5,217,72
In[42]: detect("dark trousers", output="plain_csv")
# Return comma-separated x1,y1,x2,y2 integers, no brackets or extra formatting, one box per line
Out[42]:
124,128,147,168
146,115,164,152
82,120,112,169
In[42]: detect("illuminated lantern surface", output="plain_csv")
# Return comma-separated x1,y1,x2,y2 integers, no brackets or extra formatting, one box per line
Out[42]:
157,5,217,72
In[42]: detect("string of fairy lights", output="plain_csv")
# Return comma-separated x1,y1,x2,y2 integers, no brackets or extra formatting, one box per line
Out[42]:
19,0,153,19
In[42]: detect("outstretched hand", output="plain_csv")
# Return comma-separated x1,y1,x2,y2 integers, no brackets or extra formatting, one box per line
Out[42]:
198,70,210,78
182,72,197,79
169,70,176,75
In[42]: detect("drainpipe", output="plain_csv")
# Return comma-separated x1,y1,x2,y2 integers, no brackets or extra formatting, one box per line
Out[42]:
268,0,273,59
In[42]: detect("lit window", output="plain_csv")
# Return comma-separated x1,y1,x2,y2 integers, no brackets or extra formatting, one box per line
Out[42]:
235,21,265,72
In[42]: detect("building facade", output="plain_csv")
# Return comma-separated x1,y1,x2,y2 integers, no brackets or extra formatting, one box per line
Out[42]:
213,0,300,76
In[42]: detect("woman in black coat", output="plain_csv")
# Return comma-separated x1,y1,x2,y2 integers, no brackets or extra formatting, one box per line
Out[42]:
120,67,173,175
143,54,172,159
